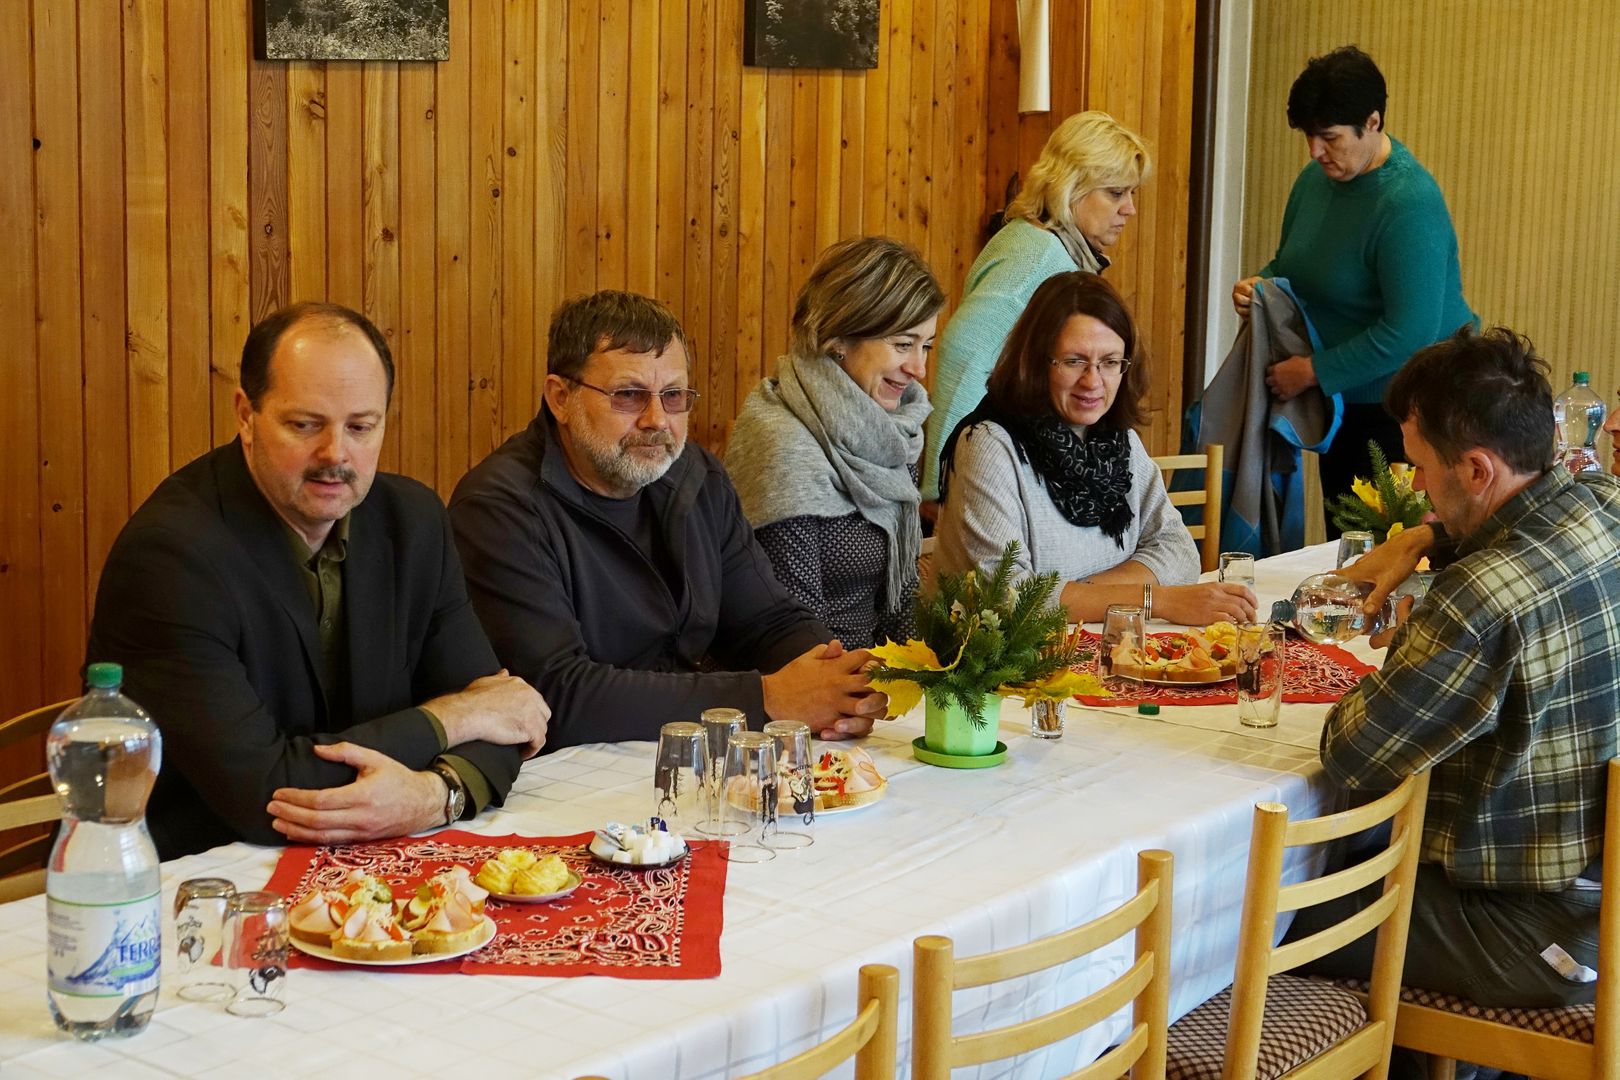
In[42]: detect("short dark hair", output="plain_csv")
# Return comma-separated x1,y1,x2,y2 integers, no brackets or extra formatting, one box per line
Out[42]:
1286,46,1388,135
546,291,687,381
240,301,394,409
1384,326,1555,474
984,272,1148,432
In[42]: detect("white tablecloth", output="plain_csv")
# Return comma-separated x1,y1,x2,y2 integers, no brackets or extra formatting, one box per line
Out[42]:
0,543,1379,1079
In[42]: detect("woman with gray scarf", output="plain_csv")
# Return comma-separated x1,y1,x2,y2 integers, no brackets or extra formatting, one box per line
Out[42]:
726,237,944,649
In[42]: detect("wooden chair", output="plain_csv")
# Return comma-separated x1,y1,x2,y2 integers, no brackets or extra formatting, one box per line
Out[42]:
1385,758,1619,1080
1163,770,1431,1080
1153,443,1224,574
0,700,71,903
913,849,1173,1080
738,963,900,1080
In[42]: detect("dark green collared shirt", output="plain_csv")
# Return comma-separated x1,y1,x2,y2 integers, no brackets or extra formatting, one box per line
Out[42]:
281,517,490,818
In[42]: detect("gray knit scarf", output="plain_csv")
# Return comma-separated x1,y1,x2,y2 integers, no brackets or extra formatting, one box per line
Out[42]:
1047,219,1110,276
728,353,930,614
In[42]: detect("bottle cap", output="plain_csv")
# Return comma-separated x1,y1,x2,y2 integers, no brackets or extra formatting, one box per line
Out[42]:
1137,703,1160,716
1575,371,1591,384
84,662,123,689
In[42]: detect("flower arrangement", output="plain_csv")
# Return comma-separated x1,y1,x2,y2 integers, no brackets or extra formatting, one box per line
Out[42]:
1328,440,1432,542
868,542,1103,728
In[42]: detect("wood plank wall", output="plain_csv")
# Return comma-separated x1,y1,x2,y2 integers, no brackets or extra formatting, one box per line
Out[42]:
1242,0,1620,416
0,2,1194,779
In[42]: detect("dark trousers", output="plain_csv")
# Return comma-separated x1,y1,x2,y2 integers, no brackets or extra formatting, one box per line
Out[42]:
1319,403,1407,538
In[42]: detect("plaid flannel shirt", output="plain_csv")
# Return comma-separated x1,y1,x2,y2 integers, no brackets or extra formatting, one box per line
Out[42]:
1322,468,1620,890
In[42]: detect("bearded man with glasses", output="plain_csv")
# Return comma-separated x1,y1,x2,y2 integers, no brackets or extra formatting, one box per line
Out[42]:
451,290,888,748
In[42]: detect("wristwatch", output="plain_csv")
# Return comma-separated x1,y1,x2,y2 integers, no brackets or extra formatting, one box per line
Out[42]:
429,761,467,826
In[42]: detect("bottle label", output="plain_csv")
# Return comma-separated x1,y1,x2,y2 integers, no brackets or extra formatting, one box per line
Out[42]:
47,892,162,998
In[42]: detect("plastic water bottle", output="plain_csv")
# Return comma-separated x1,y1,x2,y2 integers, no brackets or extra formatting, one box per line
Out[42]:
1555,372,1606,474
45,662,162,1040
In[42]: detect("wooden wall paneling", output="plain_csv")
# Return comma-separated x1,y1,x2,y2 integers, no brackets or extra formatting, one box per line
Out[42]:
286,61,328,300
734,65,768,408
683,0,715,443
709,0,743,446
434,0,473,497
624,0,659,298
884,0,914,240
500,1,535,439
399,63,438,482
362,63,402,472
861,2,890,240
907,0,935,257
166,0,213,472
814,75,842,255
981,0,1017,241
125,0,172,503
760,69,793,366
838,71,864,238
654,0,686,315
323,65,364,313
952,0,990,294
3,2,43,722
75,2,124,638
927,0,956,300
596,0,630,290
248,58,289,326
534,0,568,378
787,73,817,298
467,0,504,463
565,0,598,299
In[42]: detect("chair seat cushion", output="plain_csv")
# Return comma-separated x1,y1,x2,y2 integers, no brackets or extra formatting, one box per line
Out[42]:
1336,978,1597,1043
1165,974,1368,1080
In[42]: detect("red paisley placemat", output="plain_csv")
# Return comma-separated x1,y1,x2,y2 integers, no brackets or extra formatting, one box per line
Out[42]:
1069,630,1376,707
265,830,727,979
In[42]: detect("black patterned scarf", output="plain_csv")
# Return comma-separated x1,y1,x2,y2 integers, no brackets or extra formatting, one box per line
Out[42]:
939,396,1134,548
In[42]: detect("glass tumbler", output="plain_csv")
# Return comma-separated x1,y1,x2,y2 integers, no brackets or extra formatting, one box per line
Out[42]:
1218,551,1256,586
696,708,747,837
174,877,236,1002
1098,604,1147,691
223,891,288,1018
1336,530,1376,569
652,721,709,836
762,720,814,850
1235,624,1286,729
719,731,778,863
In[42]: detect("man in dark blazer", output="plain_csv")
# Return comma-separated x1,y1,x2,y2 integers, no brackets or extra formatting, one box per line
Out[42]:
89,302,550,859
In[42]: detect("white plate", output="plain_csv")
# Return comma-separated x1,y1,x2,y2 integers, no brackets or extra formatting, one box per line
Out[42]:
486,870,583,904
813,780,888,816
289,916,496,967
588,840,689,870
1125,672,1235,688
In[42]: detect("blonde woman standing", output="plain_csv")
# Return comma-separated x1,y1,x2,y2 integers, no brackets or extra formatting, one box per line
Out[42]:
726,237,944,649
921,111,1151,502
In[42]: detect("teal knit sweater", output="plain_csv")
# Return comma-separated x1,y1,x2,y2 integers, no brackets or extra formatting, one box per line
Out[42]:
1259,138,1475,405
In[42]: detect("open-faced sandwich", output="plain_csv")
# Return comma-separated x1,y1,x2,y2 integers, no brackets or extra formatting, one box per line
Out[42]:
400,866,489,954
290,867,491,960
1109,627,1241,683
327,873,412,961
288,871,396,950
812,746,886,810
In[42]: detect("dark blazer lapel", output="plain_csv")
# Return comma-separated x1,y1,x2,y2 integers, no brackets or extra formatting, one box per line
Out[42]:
214,440,327,701
344,496,399,721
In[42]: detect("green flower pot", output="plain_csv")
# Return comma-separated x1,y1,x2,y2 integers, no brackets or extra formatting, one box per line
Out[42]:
923,692,1001,758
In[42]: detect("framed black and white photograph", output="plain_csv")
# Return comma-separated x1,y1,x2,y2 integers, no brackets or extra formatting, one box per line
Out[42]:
254,0,451,62
743,0,879,70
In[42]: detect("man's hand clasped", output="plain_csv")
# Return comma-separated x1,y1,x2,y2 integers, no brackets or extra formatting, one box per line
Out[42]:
762,638,889,742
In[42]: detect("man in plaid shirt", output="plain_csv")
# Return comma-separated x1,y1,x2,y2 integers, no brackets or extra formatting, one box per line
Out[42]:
1294,326,1619,1012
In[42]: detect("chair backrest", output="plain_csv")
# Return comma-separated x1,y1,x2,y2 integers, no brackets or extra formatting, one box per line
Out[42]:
1224,770,1431,1080
913,849,1173,1080
0,699,71,903
738,963,900,1080
1154,444,1224,574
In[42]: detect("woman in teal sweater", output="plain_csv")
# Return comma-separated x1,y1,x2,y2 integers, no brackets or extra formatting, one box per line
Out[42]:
1234,46,1475,532
921,111,1151,503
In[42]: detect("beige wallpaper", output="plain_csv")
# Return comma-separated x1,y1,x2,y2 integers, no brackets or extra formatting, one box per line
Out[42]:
1241,0,1620,412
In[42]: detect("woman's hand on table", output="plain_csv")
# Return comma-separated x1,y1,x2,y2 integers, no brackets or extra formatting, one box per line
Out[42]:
1154,583,1258,626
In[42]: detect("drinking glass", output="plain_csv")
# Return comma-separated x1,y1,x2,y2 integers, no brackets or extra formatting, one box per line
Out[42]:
1335,530,1376,569
1098,604,1147,690
223,891,288,1018
762,720,814,850
1235,624,1286,729
1030,698,1065,739
652,721,709,836
719,731,778,863
174,877,236,1002
1218,551,1256,586
695,708,747,837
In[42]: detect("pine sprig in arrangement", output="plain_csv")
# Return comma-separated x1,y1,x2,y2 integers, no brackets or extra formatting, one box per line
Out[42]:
869,542,1085,728
1327,440,1432,542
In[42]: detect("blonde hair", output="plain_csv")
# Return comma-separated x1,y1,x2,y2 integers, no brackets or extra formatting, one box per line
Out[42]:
1006,111,1152,230
788,236,945,361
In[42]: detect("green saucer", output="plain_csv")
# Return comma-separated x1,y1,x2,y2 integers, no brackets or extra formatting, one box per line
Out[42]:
912,736,1008,769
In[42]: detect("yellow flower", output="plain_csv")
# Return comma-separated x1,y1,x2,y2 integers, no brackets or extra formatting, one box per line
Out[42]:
1351,476,1383,515
1385,520,1405,540
869,637,966,718
997,669,1108,706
